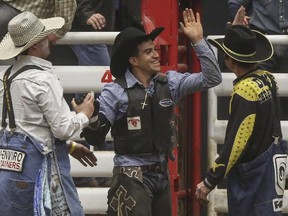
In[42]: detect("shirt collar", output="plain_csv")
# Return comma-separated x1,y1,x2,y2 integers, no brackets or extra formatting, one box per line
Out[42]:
17,55,53,69
124,69,159,88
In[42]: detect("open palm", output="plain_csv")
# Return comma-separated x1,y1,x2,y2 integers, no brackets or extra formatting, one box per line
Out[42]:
180,8,203,44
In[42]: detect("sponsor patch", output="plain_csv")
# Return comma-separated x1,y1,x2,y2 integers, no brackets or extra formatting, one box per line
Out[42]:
159,98,173,107
127,116,141,130
273,154,287,195
0,149,26,172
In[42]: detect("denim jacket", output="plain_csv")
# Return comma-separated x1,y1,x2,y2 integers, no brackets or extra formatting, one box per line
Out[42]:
228,0,288,34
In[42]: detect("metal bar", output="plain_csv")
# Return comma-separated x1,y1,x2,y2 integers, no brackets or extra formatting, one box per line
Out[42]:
70,151,114,177
56,32,119,45
208,35,288,45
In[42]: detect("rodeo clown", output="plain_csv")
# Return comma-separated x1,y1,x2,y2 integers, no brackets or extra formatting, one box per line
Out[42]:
196,10,288,216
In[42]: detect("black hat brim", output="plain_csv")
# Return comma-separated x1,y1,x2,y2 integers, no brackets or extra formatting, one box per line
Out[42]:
208,30,273,63
110,27,164,78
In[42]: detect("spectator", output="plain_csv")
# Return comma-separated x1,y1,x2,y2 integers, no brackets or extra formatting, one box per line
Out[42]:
70,0,115,195
114,0,143,31
195,24,287,215
0,11,96,215
81,8,222,216
0,0,77,67
0,0,76,41
228,0,288,73
71,0,115,66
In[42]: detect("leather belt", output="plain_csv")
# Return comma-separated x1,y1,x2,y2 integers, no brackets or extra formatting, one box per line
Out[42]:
140,164,167,173
113,164,167,175
113,164,167,183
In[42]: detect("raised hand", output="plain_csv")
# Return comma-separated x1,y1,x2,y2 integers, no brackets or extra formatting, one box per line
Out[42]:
180,8,203,44
232,6,250,26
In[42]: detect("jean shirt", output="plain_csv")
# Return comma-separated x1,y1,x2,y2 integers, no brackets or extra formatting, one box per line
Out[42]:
228,0,288,34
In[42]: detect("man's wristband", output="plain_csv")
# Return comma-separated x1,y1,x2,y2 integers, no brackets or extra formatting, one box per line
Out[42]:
69,141,77,154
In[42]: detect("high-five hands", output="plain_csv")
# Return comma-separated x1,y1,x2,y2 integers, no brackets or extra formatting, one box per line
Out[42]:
232,6,250,26
180,8,203,45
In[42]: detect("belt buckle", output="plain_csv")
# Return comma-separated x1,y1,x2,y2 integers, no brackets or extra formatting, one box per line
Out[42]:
120,167,125,173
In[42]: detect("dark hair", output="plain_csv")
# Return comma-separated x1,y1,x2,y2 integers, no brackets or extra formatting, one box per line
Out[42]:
236,61,256,68
127,45,139,58
224,53,256,68
127,38,151,71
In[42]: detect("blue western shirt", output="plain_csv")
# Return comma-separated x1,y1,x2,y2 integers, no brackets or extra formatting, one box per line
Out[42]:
98,39,222,167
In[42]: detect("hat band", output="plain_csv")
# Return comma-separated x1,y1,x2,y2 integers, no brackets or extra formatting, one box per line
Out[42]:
14,26,46,48
223,43,256,57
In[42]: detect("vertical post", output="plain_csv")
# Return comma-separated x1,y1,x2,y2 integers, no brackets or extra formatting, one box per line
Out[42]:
141,0,179,215
190,1,203,216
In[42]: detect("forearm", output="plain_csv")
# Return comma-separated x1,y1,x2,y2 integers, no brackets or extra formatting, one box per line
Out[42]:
75,0,95,28
51,111,89,140
193,39,222,88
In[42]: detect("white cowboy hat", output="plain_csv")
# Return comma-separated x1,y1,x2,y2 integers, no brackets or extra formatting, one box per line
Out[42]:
0,11,65,60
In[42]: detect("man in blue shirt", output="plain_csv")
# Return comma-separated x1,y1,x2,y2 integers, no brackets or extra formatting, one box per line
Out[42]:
82,8,222,216
228,0,288,73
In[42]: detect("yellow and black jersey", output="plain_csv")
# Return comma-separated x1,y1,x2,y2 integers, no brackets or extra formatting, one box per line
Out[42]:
205,69,281,189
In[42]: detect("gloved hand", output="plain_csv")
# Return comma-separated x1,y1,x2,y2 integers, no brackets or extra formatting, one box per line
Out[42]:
80,113,111,147
80,127,106,147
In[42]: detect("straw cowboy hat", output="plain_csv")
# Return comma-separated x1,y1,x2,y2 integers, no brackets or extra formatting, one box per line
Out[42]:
0,11,65,60
110,26,164,78
208,25,273,63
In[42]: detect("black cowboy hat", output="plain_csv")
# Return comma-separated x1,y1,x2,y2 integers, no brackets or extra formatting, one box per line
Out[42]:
208,25,273,63
110,26,165,78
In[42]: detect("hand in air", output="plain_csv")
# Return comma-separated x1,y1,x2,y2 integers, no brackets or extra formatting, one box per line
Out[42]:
232,6,250,26
180,8,203,44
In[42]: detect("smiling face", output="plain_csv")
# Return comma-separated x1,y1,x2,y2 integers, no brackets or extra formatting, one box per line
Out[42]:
129,39,161,76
